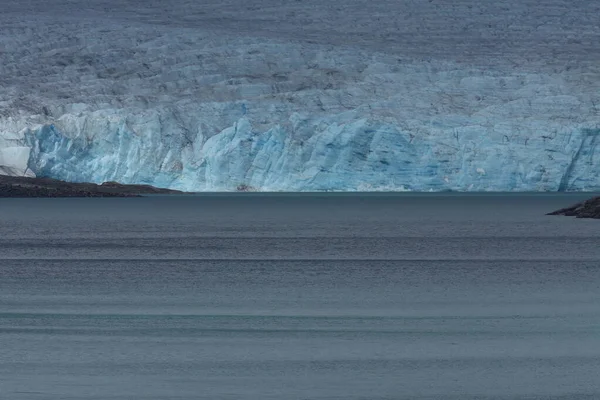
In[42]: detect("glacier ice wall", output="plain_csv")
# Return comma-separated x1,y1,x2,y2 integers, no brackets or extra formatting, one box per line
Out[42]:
2,1,600,191
20,110,600,192
6,60,600,192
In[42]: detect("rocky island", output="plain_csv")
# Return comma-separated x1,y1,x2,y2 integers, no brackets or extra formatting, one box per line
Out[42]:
547,197,600,219
0,175,183,197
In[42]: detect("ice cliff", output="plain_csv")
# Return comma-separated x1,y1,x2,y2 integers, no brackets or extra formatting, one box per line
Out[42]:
2,0,600,191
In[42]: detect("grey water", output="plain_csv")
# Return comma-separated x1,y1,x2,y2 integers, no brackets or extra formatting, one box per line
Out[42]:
1,193,600,400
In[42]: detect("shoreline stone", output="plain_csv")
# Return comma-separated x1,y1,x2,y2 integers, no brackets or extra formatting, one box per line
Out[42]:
0,175,183,198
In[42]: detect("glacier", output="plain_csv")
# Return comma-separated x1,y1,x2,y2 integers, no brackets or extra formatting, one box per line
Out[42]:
2,0,600,191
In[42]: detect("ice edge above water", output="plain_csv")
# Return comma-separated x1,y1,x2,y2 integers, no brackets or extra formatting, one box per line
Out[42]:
11,117,600,192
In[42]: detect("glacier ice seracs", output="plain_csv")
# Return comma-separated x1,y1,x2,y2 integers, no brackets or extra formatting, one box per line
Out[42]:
1,0,600,191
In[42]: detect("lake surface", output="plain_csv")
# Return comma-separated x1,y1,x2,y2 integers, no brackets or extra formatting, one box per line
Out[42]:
1,193,600,400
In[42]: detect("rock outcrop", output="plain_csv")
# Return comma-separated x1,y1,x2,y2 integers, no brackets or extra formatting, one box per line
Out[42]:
547,197,600,219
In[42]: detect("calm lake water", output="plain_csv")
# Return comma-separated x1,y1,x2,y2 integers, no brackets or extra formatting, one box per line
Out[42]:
1,193,600,400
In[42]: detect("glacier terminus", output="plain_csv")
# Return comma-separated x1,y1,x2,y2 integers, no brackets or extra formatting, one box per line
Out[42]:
1,0,600,191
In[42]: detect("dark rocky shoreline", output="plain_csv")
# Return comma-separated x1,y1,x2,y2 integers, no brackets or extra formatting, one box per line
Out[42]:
0,175,183,197
547,196,600,219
